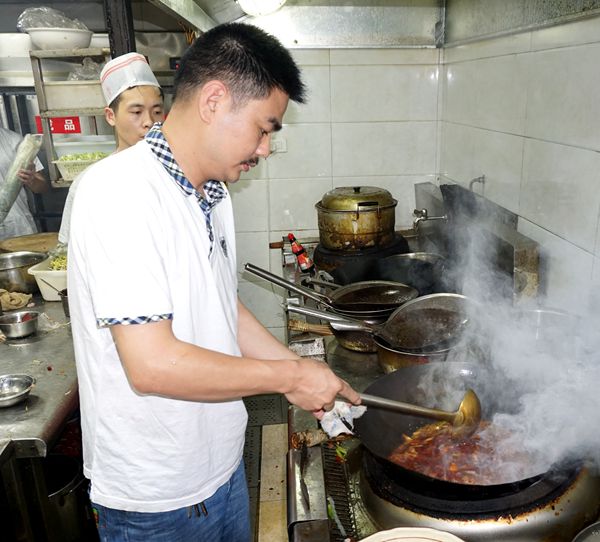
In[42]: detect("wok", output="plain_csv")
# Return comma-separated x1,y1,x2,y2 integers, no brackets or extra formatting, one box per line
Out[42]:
331,252,447,296
245,262,418,318
354,362,554,496
330,293,471,353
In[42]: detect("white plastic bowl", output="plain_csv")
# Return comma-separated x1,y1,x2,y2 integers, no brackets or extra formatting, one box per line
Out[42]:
26,28,93,51
359,528,466,542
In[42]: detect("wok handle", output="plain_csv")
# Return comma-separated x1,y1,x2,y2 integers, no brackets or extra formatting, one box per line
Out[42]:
285,303,354,323
359,393,456,425
329,320,374,334
244,263,331,306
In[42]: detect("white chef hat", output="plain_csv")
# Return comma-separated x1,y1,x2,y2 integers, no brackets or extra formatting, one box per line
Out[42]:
100,52,160,106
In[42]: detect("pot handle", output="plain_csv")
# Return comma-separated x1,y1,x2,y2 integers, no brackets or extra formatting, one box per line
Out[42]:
285,303,355,323
329,319,374,334
244,263,331,306
356,200,380,219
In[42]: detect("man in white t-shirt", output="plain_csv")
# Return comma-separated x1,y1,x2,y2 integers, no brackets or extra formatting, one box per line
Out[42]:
58,52,164,245
68,23,360,542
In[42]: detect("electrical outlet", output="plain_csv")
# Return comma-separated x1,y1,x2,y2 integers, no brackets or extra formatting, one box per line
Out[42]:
270,137,287,154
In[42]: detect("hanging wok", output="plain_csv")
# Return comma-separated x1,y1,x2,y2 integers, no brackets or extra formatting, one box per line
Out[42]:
244,262,418,318
353,362,556,497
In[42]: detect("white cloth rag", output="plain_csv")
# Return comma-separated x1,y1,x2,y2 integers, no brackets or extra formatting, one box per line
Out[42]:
320,401,367,437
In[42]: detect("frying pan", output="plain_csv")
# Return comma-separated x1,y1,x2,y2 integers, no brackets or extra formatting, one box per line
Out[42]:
329,293,471,353
354,362,554,496
244,262,418,318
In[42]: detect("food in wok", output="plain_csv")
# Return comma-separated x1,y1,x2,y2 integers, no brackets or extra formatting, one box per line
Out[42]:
388,420,533,485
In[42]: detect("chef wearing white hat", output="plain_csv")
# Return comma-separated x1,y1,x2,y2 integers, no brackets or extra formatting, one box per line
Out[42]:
100,52,165,152
58,52,165,244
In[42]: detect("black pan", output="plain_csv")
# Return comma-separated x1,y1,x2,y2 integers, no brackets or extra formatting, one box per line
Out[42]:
354,362,554,496
244,262,418,318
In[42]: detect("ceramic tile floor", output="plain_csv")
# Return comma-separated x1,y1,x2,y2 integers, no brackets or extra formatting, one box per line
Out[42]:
243,394,289,542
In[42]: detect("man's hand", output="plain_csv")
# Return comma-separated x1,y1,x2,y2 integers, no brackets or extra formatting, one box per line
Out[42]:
283,357,361,418
17,164,48,194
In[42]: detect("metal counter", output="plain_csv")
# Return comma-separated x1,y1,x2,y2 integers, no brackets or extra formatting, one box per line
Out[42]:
0,299,77,458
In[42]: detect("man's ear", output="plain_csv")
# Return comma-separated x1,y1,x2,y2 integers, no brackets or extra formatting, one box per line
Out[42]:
104,106,117,127
198,81,228,123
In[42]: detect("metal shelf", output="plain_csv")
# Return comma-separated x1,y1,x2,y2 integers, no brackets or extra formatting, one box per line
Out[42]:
40,108,105,118
29,48,112,185
29,47,111,61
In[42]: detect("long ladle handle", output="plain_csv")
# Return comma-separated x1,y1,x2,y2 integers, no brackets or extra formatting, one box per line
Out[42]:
244,263,332,306
360,393,457,425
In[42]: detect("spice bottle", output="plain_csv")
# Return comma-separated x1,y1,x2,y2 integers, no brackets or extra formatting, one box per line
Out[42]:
288,233,316,275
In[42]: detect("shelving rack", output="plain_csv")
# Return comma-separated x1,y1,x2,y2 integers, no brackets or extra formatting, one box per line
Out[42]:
29,47,112,188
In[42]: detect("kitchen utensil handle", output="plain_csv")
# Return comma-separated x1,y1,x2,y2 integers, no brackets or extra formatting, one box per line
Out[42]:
359,393,456,424
244,263,331,305
329,320,373,333
38,277,62,294
303,277,342,290
285,303,354,323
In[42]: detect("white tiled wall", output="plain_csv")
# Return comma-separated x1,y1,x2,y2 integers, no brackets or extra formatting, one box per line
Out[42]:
237,15,600,330
234,48,440,333
440,15,600,312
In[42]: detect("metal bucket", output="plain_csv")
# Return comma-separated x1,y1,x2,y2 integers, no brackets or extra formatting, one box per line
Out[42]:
59,289,69,319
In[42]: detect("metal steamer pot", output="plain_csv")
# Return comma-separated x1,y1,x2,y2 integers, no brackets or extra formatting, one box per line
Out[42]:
244,263,417,319
354,363,561,498
315,186,397,251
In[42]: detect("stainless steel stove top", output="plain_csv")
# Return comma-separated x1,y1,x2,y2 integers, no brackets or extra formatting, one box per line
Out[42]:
280,237,600,542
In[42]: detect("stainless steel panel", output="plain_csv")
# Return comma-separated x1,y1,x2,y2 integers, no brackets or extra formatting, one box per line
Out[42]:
247,1,444,48
446,0,600,45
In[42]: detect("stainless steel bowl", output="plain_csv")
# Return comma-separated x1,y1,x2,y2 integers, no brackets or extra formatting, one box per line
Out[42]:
0,374,35,408
573,521,600,541
0,310,39,339
0,251,46,293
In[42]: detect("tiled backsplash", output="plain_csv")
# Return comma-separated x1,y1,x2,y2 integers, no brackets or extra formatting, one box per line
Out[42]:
236,15,600,333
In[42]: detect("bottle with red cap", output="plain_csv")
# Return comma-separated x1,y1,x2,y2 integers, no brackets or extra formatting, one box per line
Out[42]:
288,233,316,275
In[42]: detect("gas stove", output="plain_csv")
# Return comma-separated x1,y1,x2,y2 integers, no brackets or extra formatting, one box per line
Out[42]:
282,238,600,542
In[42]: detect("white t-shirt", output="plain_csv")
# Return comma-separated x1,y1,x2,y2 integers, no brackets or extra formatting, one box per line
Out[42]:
68,141,247,512
0,128,43,240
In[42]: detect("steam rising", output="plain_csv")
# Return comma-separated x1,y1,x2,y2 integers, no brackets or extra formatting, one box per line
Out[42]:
420,186,600,480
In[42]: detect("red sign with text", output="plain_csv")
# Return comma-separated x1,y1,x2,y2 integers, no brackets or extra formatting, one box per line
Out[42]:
35,116,82,134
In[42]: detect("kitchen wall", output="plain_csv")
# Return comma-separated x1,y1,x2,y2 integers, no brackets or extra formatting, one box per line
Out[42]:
439,14,600,313
240,12,600,337
232,47,440,340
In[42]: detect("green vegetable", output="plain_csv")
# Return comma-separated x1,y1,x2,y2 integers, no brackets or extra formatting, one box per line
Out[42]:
58,152,109,162
49,255,67,271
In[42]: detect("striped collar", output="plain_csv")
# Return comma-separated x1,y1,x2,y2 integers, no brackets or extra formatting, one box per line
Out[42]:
144,123,227,255
144,122,226,210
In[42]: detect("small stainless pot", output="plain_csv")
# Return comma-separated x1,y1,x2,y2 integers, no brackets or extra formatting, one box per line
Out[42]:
0,310,39,339
0,251,46,293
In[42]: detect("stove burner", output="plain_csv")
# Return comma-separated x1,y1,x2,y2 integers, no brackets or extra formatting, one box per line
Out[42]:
313,234,409,273
362,448,581,518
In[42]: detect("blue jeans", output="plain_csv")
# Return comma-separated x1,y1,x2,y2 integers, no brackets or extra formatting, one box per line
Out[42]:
92,461,250,542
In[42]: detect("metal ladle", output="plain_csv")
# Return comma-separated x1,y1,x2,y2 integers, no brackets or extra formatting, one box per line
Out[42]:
359,389,482,437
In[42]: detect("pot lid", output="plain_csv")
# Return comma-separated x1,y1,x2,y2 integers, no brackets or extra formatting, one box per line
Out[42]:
318,186,397,211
